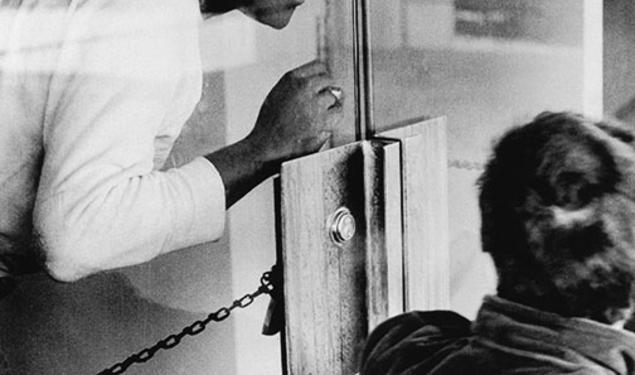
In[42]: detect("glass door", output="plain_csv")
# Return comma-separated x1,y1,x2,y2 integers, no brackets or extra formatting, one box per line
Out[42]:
367,0,602,317
148,2,359,374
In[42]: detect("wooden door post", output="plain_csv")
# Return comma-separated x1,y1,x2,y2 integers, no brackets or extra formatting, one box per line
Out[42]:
278,118,448,374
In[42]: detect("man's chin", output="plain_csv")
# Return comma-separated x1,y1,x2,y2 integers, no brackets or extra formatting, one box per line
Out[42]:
264,18,292,30
200,0,242,14
241,7,295,30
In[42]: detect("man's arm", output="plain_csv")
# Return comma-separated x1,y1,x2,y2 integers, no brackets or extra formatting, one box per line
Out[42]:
34,4,342,281
33,1,223,281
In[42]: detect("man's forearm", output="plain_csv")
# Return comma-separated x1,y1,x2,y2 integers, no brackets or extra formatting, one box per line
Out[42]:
205,139,276,208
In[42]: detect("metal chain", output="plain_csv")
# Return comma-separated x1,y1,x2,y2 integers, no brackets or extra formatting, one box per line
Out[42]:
97,266,278,375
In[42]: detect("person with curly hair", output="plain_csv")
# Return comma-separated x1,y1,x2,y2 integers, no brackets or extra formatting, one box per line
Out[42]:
362,112,635,375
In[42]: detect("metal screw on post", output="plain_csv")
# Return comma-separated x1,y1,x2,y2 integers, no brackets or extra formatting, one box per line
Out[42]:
329,207,356,245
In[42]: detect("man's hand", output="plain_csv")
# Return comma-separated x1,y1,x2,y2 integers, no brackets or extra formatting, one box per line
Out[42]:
206,61,344,208
246,60,344,172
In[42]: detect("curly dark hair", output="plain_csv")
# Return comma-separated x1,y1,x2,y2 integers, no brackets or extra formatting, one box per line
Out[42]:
478,112,635,323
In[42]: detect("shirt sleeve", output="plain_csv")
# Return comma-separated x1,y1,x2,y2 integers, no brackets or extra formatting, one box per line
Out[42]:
32,0,225,281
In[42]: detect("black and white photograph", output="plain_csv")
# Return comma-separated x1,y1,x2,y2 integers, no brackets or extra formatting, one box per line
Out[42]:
1,0,633,374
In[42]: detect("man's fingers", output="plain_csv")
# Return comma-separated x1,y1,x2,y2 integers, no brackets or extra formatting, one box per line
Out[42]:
307,74,335,93
292,60,328,78
317,131,333,151
299,131,333,154
317,86,345,109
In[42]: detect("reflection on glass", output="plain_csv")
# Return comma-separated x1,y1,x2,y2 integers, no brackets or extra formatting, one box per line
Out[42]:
368,0,600,317
454,0,581,45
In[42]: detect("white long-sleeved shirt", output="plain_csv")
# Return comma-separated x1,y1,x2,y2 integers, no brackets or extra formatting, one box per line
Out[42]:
0,0,225,281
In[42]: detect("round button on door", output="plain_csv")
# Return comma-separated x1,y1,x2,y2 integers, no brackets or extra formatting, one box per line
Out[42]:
329,207,356,245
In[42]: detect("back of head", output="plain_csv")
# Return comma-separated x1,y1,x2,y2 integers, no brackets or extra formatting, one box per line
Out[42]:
479,112,635,324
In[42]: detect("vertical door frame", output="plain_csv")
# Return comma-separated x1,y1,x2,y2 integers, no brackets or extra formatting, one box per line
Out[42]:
353,0,374,140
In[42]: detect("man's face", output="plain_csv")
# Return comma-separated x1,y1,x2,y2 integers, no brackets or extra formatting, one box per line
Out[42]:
241,0,306,29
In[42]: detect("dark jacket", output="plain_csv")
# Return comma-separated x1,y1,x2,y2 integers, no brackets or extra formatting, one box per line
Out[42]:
361,296,635,374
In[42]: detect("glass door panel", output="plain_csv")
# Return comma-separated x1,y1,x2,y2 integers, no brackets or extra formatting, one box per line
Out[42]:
367,0,602,317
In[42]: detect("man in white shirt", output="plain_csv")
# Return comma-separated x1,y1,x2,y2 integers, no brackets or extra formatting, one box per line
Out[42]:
0,0,342,285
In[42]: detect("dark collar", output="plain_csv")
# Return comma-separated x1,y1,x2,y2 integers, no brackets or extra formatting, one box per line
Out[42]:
474,295,635,374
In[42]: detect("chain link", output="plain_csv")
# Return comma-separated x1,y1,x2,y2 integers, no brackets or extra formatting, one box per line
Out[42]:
97,267,278,375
